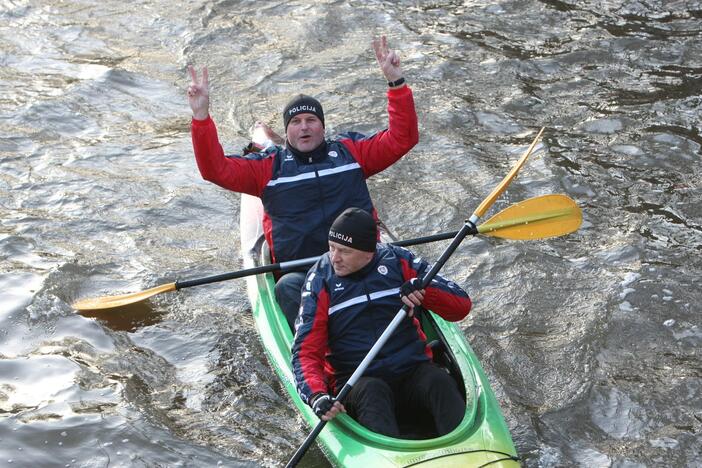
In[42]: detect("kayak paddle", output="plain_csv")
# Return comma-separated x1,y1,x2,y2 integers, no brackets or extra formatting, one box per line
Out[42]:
72,193,578,312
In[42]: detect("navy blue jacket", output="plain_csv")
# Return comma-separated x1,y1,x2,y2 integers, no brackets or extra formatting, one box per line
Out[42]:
291,243,472,405
258,138,374,264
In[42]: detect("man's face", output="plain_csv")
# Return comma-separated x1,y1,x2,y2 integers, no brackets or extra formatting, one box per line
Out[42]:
286,114,325,152
329,241,374,277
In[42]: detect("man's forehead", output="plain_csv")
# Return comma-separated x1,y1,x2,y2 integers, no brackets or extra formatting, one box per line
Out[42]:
290,113,320,120
329,240,355,252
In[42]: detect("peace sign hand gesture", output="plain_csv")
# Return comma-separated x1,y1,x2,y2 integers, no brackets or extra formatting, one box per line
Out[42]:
372,36,403,85
187,65,210,120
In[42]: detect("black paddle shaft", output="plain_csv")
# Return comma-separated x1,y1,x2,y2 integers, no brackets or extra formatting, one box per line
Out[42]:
285,221,477,468
174,256,319,290
174,231,462,290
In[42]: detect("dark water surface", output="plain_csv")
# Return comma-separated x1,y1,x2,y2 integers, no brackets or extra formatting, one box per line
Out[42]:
1,0,700,466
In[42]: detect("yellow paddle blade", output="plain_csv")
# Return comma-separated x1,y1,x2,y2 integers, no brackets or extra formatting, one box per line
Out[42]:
473,127,545,219
72,282,177,311
478,194,582,240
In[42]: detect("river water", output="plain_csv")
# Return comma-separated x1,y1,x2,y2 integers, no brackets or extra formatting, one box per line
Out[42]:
1,0,700,466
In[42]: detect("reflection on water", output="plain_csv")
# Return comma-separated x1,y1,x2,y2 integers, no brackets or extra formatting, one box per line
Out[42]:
79,301,164,332
1,0,700,466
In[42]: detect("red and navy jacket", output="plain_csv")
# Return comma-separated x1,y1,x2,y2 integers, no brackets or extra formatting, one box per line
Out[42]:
191,86,419,264
291,243,472,405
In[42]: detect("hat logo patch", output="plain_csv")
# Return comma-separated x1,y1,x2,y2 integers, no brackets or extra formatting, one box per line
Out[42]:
329,230,352,243
288,105,317,115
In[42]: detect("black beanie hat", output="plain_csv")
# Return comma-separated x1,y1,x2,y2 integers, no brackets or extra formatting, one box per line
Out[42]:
328,208,377,253
283,94,325,131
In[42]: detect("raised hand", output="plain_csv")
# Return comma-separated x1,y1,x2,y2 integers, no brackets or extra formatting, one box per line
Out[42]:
187,65,210,120
372,35,403,84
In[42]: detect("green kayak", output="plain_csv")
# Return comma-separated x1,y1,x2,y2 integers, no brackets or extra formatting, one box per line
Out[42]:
239,193,520,467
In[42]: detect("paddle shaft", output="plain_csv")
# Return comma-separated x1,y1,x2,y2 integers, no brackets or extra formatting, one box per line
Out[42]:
285,221,476,468
174,231,461,290
174,256,317,289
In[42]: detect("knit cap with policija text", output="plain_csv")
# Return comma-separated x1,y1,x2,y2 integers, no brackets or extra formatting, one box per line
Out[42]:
283,94,325,130
328,208,377,252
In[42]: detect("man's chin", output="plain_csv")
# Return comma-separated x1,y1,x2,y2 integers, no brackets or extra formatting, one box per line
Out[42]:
297,142,314,151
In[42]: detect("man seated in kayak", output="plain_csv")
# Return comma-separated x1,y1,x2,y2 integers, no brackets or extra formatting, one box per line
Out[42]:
292,208,471,437
187,36,419,330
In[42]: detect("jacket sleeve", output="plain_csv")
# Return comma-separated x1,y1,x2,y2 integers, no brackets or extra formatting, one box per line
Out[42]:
396,246,471,322
291,265,331,405
191,117,273,197
338,85,419,177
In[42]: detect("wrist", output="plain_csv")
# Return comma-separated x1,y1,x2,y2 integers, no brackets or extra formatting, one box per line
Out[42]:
387,77,406,88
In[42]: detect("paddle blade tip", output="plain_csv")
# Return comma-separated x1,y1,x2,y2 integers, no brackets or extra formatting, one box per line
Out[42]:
72,297,103,311
479,194,583,240
72,296,133,311
72,282,177,312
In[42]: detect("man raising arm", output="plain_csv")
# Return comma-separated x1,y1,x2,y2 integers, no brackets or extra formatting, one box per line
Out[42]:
187,36,419,330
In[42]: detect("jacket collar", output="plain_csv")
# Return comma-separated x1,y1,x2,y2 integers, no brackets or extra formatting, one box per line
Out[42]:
286,140,328,163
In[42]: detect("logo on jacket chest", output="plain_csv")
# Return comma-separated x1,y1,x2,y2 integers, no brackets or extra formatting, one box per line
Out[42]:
333,282,345,292
377,265,388,275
